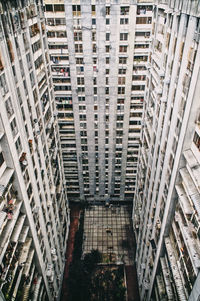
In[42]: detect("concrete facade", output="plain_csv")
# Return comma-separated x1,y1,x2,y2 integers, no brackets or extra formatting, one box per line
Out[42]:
45,0,152,202
1,0,200,300
0,1,69,300
133,1,200,300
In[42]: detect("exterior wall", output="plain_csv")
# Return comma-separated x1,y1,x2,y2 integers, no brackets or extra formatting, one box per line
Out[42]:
0,1,69,300
45,0,152,202
45,0,81,201
133,1,200,300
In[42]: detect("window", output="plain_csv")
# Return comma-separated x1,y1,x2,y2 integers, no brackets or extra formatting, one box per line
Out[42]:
118,87,125,94
10,118,18,138
106,33,110,41
119,45,128,52
106,6,110,15
57,31,67,38
32,40,41,53
77,87,84,92
106,69,109,75
121,7,129,15
117,99,124,104
15,137,22,155
23,80,28,95
134,44,149,49
119,57,127,64
55,18,66,25
137,5,152,14
105,45,110,53
80,114,86,121
12,66,17,83
92,32,96,41
91,5,95,15
30,71,35,87
120,18,128,24
106,57,110,64
119,69,126,74
120,33,128,40
55,85,71,91
76,58,84,64
105,87,109,94
45,5,53,12
81,138,87,144
133,55,148,62
135,31,150,38
72,5,81,16
77,77,84,85
75,44,83,53
193,132,200,151
0,73,8,95
132,75,146,81
118,77,125,85
132,85,145,91
117,115,124,120
5,98,14,119
136,17,152,24
47,31,55,38
34,55,43,69
17,87,23,105
78,96,85,102
93,44,97,53
54,4,64,11
106,18,110,25
0,152,4,168
29,24,40,38
74,32,82,41
92,19,96,25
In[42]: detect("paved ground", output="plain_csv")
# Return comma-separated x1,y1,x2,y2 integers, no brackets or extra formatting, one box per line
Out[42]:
61,204,140,301
126,265,140,301
83,205,135,265
60,204,81,301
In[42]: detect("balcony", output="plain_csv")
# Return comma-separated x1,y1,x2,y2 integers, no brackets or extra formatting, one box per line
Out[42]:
0,200,22,262
0,168,14,197
175,212,200,270
10,214,26,243
180,167,200,216
175,184,193,216
160,257,175,300
31,275,42,300
164,237,187,301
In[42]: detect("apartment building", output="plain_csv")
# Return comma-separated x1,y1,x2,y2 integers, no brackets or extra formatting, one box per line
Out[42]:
0,0,69,300
45,0,153,202
133,1,200,300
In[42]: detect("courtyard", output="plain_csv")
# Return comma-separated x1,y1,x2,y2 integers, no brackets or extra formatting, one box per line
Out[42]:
82,205,135,265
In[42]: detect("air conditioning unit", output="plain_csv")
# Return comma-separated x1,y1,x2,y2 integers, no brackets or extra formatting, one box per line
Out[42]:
158,69,165,77
157,88,163,95
164,78,170,85
194,31,200,42
160,97,167,103
51,248,56,255
172,9,180,16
